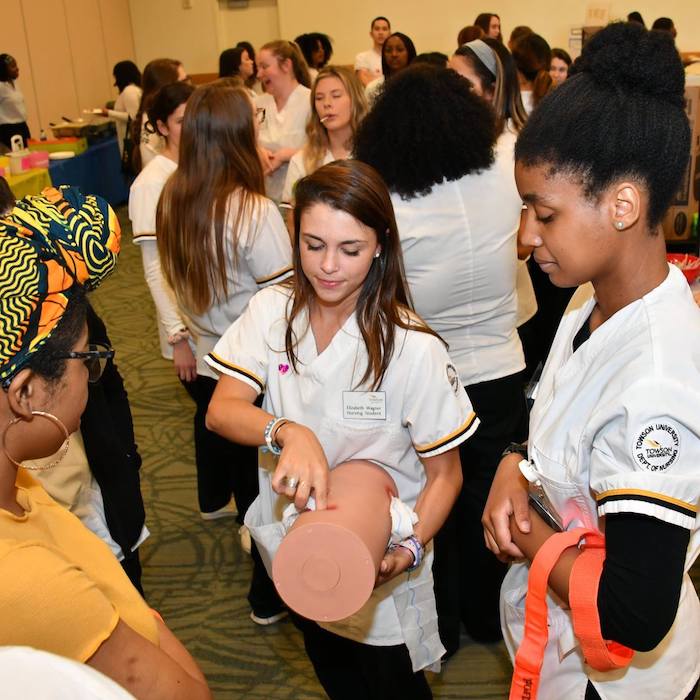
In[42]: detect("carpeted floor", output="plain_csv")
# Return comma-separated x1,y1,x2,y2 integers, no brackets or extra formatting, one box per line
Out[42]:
90,205,698,699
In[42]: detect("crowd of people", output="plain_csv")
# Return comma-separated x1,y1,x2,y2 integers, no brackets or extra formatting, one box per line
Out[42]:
0,9,699,700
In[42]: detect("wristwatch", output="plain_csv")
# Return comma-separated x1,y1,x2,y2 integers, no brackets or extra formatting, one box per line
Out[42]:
501,442,528,459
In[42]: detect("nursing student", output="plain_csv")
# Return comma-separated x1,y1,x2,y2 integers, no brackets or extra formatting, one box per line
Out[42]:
157,83,292,617
129,81,195,368
483,22,700,700
281,65,367,232
255,41,311,205
206,160,478,698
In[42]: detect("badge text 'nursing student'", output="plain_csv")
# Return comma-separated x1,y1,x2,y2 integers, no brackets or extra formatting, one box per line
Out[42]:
342,391,386,420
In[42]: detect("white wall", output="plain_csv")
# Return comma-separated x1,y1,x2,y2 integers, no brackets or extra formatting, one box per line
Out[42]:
278,0,700,64
128,0,700,78
5,0,136,138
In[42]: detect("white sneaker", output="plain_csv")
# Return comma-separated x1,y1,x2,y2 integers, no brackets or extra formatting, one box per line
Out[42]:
200,500,237,521
249,610,288,626
239,525,252,554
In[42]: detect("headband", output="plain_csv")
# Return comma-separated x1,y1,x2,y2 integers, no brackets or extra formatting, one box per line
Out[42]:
465,39,498,78
0,186,121,382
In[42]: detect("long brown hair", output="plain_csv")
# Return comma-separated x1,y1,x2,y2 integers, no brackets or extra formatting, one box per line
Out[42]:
288,160,442,390
512,33,553,108
131,58,182,172
303,66,367,174
261,40,311,88
157,84,265,316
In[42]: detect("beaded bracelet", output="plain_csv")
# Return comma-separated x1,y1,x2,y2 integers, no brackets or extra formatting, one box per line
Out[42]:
397,534,424,572
263,416,290,455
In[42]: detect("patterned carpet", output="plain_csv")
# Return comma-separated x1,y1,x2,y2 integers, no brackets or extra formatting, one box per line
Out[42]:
91,205,698,699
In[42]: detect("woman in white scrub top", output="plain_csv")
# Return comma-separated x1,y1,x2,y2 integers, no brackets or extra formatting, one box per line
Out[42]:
255,41,312,205
156,82,292,534
281,65,367,231
129,81,194,366
355,64,529,653
483,23,700,700
206,160,478,699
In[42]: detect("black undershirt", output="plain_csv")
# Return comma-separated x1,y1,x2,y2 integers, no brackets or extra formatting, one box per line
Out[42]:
571,314,691,695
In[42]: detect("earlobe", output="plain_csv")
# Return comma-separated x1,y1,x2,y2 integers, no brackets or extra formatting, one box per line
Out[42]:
610,183,642,231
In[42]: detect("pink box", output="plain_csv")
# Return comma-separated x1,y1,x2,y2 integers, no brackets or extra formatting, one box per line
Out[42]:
27,151,49,168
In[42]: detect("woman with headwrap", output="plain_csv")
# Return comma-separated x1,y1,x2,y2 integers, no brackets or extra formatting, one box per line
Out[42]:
0,186,211,700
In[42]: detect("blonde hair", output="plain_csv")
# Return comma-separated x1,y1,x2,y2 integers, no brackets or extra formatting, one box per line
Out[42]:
260,40,311,88
157,84,265,316
302,66,367,174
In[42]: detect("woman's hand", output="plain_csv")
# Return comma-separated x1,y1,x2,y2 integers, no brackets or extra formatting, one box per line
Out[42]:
267,147,297,173
375,546,414,587
482,453,531,561
257,146,273,175
172,339,197,383
271,423,330,510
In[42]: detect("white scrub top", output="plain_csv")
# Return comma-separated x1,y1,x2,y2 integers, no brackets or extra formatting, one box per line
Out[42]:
502,265,700,700
280,148,334,208
255,85,312,204
207,285,479,671
184,195,292,378
129,154,184,359
391,145,525,386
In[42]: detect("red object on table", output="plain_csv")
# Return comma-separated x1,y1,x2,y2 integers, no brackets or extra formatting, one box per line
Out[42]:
667,253,700,284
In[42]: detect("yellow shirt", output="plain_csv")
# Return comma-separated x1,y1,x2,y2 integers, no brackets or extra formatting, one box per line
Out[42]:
0,469,158,661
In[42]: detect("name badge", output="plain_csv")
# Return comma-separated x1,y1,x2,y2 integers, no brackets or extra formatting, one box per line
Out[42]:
342,391,386,420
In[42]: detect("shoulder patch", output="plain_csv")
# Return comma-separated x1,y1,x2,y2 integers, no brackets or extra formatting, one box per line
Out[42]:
446,363,460,395
632,422,681,472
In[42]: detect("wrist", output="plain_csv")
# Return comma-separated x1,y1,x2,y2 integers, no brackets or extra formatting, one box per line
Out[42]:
274,420,296,448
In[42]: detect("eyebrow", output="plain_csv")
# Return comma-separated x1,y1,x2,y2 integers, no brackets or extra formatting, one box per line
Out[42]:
302,233,366,245
521,193,554,206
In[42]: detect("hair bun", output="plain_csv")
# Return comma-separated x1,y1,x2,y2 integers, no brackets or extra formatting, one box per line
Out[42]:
572,22,685,105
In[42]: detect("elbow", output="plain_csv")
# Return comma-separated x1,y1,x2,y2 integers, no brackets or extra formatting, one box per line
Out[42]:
204,403,222,434
617,615,676,653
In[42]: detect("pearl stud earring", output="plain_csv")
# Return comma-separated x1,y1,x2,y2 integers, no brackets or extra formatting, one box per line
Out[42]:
615,221,624,230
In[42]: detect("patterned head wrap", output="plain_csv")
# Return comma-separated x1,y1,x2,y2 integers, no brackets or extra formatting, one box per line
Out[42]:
0,186,120,382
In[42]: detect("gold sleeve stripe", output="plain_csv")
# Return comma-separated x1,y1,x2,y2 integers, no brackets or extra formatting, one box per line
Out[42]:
131,233,156,245
415,412,477,455
206,353,264,392
596,488,697,519
255,265,293,285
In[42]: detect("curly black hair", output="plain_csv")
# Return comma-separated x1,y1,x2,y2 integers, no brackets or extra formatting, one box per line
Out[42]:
515,22,690,229
295,32,333,69
24,287,88,386
354,64,496,200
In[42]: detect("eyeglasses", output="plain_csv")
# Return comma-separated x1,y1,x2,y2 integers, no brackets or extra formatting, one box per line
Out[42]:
255,107,266,125
54,343,115,383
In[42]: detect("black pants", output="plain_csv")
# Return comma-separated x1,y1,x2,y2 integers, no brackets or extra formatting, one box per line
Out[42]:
433,371,529,653
181,375,258,518
120,548,144,597
291,613,432,700
586,678,699,699
0,121,30,149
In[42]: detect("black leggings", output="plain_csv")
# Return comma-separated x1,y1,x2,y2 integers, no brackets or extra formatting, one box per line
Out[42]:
181,375,258,518
291,613,432,700
586,678,699,699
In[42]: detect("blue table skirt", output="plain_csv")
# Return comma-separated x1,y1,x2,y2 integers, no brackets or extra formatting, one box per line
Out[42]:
48,136,129,206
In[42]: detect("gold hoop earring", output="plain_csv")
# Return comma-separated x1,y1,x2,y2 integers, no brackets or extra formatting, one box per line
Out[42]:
2,411,70,471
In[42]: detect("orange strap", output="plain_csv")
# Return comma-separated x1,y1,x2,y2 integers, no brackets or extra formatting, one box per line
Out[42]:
509,528,635,700
569,531,635,672
509,528,588,700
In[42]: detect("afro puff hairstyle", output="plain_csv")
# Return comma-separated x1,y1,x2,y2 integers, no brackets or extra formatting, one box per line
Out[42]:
354,64,496,199
514,21,690,229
